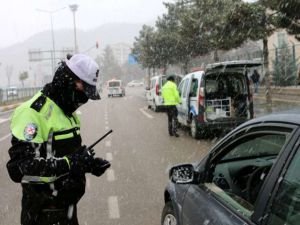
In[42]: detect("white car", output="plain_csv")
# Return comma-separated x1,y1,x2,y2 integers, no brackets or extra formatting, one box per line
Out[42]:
127,80,144,87
177,60,261,139
107,80,125,97
7,86,18,97
146,74,182,112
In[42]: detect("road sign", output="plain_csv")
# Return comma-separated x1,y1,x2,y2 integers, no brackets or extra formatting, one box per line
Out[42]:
128,54,138,65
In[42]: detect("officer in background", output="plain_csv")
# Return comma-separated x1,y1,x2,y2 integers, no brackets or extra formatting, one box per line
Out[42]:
161,75,181,137
7,54,111,225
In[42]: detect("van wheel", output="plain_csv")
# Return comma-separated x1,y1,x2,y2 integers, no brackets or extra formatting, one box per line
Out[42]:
190,118,200,139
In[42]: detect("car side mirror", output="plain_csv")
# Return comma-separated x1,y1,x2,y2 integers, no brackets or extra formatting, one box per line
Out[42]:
169,164,200,184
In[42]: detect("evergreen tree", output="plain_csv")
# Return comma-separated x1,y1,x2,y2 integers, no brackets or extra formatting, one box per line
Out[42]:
101,45,123,81
19,71,29,87
272,41,298,86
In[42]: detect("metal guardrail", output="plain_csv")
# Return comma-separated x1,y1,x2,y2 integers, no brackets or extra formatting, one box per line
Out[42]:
0,87,42,105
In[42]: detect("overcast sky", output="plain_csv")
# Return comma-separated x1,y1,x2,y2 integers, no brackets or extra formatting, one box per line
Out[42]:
0,0,256,49
0,0,169,48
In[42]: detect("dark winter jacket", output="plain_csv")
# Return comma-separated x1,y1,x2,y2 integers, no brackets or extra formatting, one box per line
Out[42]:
7,91,85,213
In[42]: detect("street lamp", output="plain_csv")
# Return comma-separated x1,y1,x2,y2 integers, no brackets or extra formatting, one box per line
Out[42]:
69,4,79,53
36,7,66,75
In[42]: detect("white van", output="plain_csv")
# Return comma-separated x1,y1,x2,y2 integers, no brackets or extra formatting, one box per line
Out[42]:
146,75,182,111
177,60,261,138
107,80,125,97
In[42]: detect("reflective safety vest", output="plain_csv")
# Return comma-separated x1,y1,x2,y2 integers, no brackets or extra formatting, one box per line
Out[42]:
10,91,82,184
161,81,181,106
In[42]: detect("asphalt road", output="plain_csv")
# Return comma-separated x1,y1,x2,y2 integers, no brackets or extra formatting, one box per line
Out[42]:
0,87,213,225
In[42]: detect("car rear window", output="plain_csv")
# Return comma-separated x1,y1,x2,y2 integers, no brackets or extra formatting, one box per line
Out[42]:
109,81,121,87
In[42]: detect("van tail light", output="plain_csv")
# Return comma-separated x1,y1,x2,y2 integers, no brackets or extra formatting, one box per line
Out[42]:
156,84,159,95
198,87,205,106
249,93,253,102
198,87,205,122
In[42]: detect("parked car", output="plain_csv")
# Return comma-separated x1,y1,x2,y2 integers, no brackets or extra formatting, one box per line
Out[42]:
7,86,18,97
177,60,261,139
162,111,300,225
107,79,125,97
146,74,182,112
127,80,144,87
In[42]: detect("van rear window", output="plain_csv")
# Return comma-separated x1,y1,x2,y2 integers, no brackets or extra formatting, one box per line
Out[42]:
205,73,246,95
108,81,121,87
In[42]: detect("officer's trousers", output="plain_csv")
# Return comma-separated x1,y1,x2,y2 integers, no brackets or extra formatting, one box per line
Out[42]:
21,205,79,225
166,105,178,135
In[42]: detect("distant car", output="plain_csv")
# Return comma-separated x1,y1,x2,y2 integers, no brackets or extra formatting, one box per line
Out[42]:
7,86,18,97
127,80,144,87
107,79,125,97
161,111,300,225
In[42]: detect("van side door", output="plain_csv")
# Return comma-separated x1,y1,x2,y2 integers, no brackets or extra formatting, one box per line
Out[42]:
177,80,185,124
188,77,199,122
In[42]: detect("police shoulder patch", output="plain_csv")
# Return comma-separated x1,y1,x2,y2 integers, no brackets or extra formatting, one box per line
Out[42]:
24,123,38,141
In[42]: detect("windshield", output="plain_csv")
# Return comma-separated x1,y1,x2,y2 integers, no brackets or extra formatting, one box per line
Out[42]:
108,81,121,87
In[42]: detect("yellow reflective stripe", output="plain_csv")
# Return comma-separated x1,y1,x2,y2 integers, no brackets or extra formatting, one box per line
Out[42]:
21,173,68,184
54,133,74,140
63,156,70,169
53,128,80,140
22,175,57,183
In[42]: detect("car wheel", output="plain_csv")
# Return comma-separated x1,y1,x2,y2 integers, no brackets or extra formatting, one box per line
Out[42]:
161,202,177,225
190,117,200,139
153,101,158,112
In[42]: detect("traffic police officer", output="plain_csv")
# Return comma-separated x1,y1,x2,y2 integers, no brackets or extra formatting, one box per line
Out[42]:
7,54,111,225
161,75,181,137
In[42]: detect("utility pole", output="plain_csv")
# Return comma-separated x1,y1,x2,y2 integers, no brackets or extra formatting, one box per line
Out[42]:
69,4,79,53
36,7,66,75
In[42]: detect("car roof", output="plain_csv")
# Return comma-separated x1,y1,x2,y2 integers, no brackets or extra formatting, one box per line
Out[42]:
184,70,205,78
206,60,262,70
242,109,300,127
150,74,183,80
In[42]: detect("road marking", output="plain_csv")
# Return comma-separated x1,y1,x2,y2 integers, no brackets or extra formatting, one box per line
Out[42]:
0,133,11,142
105,121,109,125
139,108,153,119
106,152,113,161
0,118,9,124
108,196,120,219
105,140,111,147
107,169,115,182
105,126,109,130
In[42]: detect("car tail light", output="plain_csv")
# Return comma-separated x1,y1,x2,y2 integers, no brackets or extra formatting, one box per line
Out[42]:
156,84,159,95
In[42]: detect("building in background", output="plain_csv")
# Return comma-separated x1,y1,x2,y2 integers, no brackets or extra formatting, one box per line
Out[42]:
110,43,132,65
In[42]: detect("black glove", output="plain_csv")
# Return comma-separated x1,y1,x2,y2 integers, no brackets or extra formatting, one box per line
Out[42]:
91,158,111,177
67,145,95,174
